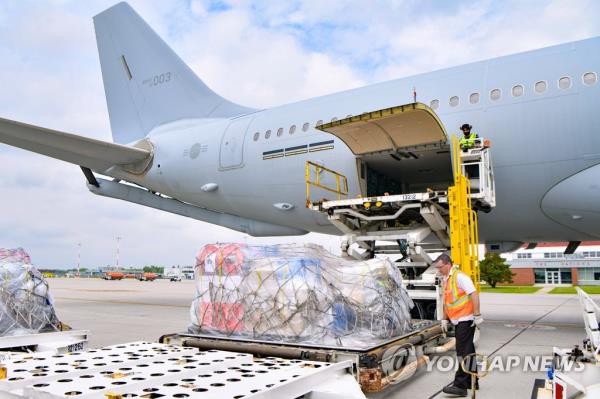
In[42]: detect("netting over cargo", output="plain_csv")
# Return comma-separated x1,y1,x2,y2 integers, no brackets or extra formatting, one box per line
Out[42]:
189,243,414,348
0,248,61,336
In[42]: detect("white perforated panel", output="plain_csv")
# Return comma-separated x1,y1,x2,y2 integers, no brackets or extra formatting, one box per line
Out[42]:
0,342,355,399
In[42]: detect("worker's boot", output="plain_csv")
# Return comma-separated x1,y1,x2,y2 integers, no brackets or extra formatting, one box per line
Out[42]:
442,384,468,397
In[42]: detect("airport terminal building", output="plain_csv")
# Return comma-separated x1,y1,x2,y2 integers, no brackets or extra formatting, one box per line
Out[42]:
508,242,600,285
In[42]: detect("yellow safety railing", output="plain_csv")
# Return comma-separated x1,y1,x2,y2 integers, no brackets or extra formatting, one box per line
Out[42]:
305,161,349,207
449,136,480,291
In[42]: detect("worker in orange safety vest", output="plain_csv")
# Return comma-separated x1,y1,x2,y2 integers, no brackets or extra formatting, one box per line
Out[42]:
434,253,483,397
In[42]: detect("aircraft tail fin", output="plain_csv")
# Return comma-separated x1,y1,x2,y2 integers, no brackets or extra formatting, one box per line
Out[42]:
93,2,254,144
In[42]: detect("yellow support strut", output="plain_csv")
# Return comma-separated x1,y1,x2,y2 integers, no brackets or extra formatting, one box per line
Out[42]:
449,136,480,291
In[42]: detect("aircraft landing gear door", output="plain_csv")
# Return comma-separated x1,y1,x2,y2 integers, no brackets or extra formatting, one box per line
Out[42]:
219,116,254,170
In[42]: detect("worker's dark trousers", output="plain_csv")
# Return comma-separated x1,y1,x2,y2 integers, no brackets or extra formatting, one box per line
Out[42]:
454,321,477,389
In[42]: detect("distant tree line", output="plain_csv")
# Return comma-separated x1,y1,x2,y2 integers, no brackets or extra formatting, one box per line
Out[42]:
39,265,165,275
143,265,164,274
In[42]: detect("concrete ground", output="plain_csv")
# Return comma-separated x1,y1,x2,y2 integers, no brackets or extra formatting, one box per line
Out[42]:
49,278,597,399
373,293,590,399
50,278,195,346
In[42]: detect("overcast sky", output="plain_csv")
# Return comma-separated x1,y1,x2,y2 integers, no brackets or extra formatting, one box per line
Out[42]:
1,0,599,269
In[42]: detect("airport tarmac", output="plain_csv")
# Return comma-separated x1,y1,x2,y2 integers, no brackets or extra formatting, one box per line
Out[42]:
49,278,596,399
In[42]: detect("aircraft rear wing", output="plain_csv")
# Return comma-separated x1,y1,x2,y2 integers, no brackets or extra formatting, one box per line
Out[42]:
0,117,153,174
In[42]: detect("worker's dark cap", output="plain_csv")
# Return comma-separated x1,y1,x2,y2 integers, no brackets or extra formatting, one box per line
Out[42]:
460,123,472,131
433,253,452,266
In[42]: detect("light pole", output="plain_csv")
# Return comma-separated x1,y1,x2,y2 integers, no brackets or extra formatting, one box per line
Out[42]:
116,236,122,269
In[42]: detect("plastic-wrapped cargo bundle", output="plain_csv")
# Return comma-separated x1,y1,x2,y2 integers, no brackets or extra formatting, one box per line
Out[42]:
189,243,414,348
0,248,60,336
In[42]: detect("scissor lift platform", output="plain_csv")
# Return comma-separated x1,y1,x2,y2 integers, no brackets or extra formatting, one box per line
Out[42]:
309,190,451,246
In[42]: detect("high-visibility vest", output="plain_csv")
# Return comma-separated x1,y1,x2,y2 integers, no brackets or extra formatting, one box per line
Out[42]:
460,133,478,149
444,268,474,321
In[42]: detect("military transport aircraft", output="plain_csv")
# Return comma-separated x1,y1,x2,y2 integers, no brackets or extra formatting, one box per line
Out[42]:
1,2,599,252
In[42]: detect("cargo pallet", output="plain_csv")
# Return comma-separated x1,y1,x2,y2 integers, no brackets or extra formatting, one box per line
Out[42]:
161,318,452,393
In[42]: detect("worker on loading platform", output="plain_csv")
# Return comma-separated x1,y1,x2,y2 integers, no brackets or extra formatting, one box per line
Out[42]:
459,124,478,150
434,253,483,397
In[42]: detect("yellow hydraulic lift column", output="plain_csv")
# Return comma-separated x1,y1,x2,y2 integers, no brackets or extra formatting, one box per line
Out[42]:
448,136,480,291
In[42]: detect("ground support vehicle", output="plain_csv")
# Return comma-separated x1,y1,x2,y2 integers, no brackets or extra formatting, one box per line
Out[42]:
137,272,157,281
103,272,124,280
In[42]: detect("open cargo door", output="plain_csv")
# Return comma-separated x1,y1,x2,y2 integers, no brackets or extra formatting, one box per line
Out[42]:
316,103,447,155
317,103,452,196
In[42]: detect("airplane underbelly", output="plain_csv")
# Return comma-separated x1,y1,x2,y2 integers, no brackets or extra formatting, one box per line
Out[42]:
541,162,600,238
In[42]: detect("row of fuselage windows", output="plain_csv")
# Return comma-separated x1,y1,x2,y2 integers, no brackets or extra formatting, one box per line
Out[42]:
252,116,350,142
430,71,597,110
253,122,313,141
252,72,598,142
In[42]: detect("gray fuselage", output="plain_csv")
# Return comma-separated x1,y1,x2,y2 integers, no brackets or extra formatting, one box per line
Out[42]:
120,37,600,244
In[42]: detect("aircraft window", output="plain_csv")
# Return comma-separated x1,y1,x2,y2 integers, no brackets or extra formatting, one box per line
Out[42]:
315,120,323,127
265,129,271,139
449,96,459,107
276,127,283,137
430,99,439,110
583,72,597,85
253,132,260,141
512,85,524,97
558,76,571,90
302,122,309,132
535,81,547,93
469,93,479,104
490,89,501,101
289,125,296,134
